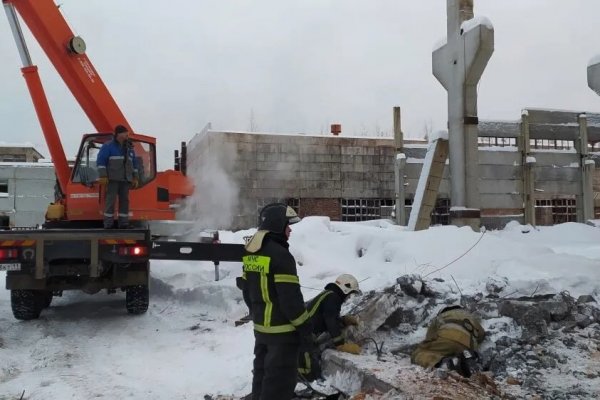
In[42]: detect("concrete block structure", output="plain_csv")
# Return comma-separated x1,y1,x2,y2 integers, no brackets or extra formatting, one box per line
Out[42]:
186,110,600,231
0,144,54,228
0,143,44,162
0,162,55,228
185,124,398,230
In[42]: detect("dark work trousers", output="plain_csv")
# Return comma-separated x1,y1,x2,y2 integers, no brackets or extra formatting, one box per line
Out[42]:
104,180,130,228
252,342,299,400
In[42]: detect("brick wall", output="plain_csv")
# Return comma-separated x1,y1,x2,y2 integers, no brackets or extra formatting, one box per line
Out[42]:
300,198,341,221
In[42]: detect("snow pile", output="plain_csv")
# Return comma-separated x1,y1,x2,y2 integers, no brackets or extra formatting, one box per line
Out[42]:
1,220,600,398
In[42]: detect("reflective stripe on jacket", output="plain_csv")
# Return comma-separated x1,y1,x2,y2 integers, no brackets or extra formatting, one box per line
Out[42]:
305,289,345,345
96,139,138,182
242,234,310,344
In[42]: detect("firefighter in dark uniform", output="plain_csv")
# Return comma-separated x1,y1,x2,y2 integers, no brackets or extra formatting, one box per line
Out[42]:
241,203,312,400
298,274,362,381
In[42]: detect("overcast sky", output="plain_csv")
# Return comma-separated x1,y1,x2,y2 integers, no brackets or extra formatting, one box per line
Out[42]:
1,0,600,168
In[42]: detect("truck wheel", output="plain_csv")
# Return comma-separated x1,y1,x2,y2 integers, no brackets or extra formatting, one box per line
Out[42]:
11,290,43,320
125,285,149,315
42,291,53,309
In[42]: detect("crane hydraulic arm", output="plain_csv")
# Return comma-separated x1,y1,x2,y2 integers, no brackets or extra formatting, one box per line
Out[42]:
4,0,131,134
3,0,192,225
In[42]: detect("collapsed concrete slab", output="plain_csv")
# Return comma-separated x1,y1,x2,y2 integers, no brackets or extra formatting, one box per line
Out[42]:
322,351,503,399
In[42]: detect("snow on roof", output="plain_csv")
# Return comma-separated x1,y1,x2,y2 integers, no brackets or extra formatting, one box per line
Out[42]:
461,16,493,32
0,141,37,148
209,129,395,140
433,37,447,52
0,141,45,157
0,162,54,167
588,54,600,67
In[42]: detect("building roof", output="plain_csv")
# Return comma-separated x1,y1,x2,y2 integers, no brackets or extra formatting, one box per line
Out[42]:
0,142,45,159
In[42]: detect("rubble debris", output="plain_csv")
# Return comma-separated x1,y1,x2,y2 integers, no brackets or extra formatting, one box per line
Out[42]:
322,274,600,400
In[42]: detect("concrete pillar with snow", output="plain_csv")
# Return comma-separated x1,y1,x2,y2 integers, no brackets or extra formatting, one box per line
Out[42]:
587,56,600,222
519,110,536,226
432,0,494,229
393,107,407,225
576,114,594,223
408,132,449,231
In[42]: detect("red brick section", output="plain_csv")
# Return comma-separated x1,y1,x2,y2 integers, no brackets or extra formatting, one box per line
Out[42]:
300,198,341,221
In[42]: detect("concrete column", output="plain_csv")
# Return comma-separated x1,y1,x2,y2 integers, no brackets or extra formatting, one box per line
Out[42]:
408,137,449,231
587,57,600,221
432,0,494,230
519,110,536,226
393,107,406,225
577,114,594,222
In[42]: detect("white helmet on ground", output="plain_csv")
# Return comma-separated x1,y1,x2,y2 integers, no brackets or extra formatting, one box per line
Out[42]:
334,274,360,295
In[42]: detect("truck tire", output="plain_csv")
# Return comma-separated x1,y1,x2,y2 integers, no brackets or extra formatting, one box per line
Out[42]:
42,291,53,309
11,290,43,320
125,285,149,315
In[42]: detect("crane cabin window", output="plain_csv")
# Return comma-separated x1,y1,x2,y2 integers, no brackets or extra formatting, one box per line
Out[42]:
72,135,156,187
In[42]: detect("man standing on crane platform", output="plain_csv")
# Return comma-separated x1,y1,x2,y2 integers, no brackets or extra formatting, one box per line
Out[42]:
96,125,139,228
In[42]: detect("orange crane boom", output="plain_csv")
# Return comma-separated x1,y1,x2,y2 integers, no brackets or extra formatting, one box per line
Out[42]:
5,0,131,133
3,0,192,226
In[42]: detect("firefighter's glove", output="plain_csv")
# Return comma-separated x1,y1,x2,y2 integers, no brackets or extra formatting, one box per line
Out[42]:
131,177,139,189
336,342,361,355
342,315,359,327
97,177,108,186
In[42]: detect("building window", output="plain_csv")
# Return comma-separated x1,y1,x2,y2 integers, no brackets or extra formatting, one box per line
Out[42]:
478,137,517,147
0,155,26,162
341,198,395,222
286,198,300,214
0,181,8,197
404,198,451,226
431,198,451,225
535,198,576,225
530,139,574,151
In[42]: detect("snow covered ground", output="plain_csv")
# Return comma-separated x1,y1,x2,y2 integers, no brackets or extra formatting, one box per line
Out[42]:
2,219,600,398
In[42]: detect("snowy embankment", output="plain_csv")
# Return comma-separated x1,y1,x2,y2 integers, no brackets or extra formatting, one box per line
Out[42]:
1,220,600,398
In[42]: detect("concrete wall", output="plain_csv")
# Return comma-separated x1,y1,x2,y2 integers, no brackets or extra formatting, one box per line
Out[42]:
0,164,55,227
186,130,396,229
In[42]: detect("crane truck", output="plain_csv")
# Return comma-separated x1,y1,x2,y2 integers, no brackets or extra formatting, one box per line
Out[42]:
0,0,244,320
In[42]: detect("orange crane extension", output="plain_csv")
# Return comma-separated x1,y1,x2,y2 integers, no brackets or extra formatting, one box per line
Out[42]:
3,0,193,227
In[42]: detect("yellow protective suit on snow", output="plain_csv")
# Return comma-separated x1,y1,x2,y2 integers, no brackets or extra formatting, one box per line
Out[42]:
411,306,486,369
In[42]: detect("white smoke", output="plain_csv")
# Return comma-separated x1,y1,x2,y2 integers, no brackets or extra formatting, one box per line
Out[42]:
179,135,239,233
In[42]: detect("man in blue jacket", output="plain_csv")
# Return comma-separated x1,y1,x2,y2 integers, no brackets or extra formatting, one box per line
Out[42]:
96,125,139,229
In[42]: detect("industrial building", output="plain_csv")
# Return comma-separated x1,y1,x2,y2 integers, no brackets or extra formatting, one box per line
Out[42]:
187,109,600,231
